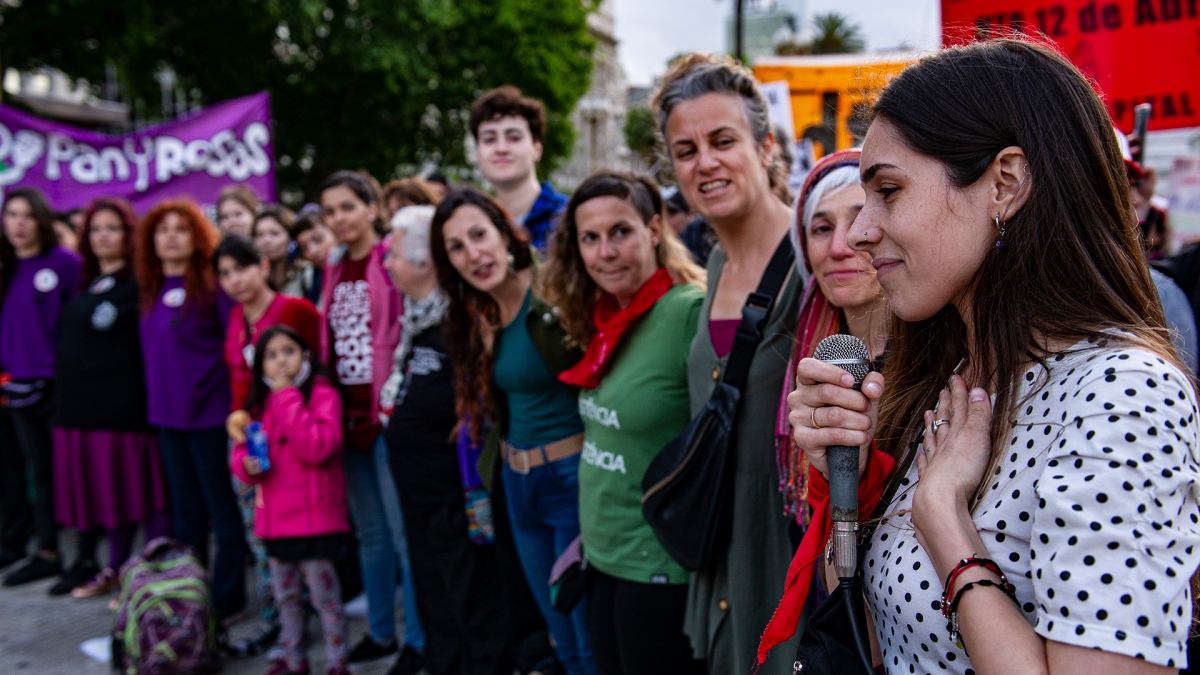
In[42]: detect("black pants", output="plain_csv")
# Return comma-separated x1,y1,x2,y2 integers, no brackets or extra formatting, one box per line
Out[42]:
9,402,57,554
399,497,513,675
587,569,705,675
0,409,32,555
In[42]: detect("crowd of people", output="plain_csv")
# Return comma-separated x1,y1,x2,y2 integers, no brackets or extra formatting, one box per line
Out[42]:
1,36,1199,675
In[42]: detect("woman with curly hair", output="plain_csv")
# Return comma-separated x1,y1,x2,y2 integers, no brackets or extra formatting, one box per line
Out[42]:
136,198,246,622
541,171,706,675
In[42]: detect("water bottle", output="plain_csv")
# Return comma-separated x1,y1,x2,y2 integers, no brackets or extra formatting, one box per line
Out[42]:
246,421,270,472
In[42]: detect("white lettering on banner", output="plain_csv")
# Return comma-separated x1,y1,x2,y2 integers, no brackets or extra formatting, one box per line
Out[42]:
0,125,44,187
0,120,271,192
582,440,626,474
578,396,620,429
329,279,372,385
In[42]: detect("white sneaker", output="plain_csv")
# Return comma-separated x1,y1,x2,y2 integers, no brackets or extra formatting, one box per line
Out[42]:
344,592,369,618
79,636,111,663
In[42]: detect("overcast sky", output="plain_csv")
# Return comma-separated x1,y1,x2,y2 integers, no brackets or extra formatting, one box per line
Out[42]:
612,0,942,86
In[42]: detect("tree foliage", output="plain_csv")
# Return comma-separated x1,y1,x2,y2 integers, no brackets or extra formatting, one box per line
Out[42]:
623,106,657,166
807,12,865,54
0,0,597,198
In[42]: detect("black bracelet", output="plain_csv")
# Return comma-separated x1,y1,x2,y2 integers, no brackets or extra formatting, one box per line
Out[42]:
946,578,1019,649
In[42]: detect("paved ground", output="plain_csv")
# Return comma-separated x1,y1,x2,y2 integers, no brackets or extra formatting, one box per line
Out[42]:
0,541,413,675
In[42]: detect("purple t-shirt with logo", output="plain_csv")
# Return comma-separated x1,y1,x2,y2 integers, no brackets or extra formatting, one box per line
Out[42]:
0,246,81,379
139,275,233,430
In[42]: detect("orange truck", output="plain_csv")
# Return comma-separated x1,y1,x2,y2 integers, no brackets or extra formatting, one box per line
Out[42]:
753,52,920,158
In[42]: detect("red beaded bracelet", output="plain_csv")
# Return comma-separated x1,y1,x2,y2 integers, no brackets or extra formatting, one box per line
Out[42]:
940,555,1006,618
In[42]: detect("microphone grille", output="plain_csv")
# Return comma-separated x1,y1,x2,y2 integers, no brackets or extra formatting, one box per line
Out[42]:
813,334,871,385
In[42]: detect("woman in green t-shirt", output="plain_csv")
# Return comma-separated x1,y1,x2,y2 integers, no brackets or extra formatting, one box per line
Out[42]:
542,171,707,675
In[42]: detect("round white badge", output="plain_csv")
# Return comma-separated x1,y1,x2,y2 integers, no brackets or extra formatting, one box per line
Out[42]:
91,301,117,331
163,288,186,308
242,343,256,367
90,275,115,294
33,268,58,293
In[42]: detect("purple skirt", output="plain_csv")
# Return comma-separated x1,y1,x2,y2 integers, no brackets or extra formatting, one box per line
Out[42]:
54,427,170,531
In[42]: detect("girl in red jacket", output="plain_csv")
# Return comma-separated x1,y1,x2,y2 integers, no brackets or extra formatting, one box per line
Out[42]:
229,325,350,675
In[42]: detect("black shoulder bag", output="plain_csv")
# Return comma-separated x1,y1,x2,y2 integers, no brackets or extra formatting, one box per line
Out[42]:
641,237,795,571
794,440,919,675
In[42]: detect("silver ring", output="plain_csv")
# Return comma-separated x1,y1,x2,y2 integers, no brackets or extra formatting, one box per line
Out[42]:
930,419,950,434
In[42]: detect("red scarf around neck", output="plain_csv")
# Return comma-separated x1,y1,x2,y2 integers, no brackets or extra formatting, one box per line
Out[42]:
559,267,674,389
754,445,895,671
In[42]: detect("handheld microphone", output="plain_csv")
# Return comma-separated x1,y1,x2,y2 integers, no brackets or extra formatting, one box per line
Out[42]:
813,334,872,580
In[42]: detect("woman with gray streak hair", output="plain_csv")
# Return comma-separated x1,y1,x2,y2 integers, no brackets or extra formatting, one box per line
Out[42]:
650,53,806,675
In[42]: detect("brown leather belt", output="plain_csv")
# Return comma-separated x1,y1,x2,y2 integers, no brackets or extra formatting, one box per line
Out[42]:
502,433,585,475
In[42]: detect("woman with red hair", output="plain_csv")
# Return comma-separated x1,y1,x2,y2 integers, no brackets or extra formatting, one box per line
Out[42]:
136,198,246,622
52,198,171,598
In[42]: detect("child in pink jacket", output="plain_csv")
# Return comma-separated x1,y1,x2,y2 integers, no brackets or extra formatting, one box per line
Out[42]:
229,324,350,675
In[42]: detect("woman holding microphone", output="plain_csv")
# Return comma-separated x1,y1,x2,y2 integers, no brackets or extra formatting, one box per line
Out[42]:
766,39,1200,674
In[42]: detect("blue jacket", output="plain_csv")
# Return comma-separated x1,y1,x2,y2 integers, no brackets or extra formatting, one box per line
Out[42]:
523,181,567,251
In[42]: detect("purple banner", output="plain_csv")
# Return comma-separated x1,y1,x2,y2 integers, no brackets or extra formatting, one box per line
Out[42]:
0,92,275,214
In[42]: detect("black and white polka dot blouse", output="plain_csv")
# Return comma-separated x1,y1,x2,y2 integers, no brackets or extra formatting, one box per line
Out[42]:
863,340,1200,673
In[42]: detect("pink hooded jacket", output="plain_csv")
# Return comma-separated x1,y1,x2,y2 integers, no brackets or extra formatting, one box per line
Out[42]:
230,379,349,540
318,239,403,411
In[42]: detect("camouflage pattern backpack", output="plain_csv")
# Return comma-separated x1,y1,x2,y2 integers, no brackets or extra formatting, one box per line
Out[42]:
111,537,220,675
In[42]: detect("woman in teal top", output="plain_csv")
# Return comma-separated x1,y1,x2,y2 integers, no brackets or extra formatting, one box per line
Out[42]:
543,172,706,675
430,188,595,675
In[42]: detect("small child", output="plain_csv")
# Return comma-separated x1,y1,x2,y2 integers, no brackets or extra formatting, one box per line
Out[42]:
229,325,350,675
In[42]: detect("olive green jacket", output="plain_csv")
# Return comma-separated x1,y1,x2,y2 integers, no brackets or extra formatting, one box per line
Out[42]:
683,244,806,675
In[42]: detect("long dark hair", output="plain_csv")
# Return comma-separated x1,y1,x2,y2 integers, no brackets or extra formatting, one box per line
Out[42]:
78,197,138,285
242,324,332,416
429,188,533,442
0,187,57,297
869,39,1181,501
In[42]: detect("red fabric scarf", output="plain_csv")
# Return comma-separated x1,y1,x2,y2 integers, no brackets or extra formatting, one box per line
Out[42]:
754,445,896,671
559,267,674,389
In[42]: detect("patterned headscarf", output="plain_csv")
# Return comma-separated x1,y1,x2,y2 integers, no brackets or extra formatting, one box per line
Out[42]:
774,149,863,525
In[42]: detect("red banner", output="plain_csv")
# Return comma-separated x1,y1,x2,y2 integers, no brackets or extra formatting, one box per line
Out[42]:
941,0,1200,132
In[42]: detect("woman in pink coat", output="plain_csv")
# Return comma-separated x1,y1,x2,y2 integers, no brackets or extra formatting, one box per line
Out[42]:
229,324,350,675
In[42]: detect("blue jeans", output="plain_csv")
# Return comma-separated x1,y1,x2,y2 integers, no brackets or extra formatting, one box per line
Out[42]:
158,427,246,617
344,436,425,650
502,453,596,675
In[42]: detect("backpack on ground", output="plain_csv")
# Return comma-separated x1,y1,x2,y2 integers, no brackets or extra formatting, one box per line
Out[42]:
110,536,220,675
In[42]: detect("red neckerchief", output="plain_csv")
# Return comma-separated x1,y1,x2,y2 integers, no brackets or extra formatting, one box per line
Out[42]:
754,445,896,671
559,267,674,389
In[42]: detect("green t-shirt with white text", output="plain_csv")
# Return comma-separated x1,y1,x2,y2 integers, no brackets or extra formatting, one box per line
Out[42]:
578,282,704,584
